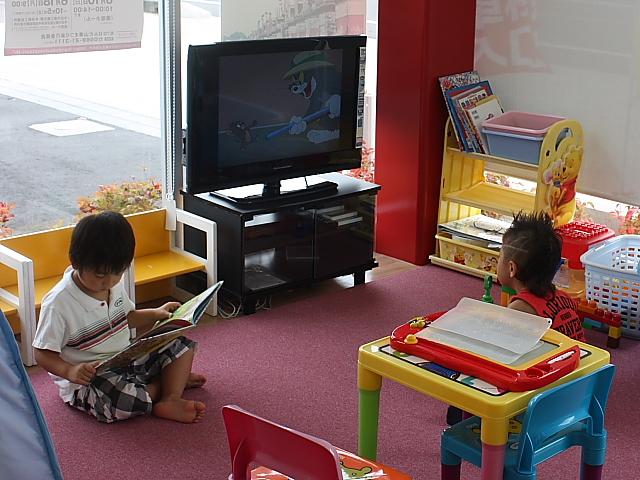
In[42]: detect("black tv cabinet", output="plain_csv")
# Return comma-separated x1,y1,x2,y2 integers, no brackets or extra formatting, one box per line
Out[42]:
182,173,380,314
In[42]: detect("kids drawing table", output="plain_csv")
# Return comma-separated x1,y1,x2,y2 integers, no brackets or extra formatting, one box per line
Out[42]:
357,330,610,480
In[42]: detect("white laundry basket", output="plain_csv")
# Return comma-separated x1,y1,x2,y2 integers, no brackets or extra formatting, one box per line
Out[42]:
580,235,640,338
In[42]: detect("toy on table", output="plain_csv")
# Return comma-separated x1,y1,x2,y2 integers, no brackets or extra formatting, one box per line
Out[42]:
500,285,516,307
577,298,621,349
482,275,494,304
390,311,580,392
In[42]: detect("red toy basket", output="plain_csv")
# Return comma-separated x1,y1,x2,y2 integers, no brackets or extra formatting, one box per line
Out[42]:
556,221,615,269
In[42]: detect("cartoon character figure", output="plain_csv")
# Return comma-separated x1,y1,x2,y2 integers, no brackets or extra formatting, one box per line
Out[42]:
541,144,582,226
281,50,341,144
464,250,478,268
542,159,564,220
340,460,373,478
228,120,258,150
452,246,466,265
553,145,581,225
482,255,498,273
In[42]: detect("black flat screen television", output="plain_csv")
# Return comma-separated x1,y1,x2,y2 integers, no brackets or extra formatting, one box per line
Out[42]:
186,35,366,200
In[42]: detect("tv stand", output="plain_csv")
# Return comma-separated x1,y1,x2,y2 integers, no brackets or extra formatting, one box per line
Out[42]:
182,173,380,314
209,176,338,205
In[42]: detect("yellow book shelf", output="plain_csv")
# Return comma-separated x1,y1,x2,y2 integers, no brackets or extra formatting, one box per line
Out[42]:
430,118,584,278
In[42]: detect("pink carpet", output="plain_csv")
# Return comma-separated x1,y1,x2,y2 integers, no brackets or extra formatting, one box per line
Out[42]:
29,265,639,479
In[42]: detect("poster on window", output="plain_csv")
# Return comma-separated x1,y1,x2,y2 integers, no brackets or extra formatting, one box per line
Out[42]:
4,0,143,56
222,0,365,41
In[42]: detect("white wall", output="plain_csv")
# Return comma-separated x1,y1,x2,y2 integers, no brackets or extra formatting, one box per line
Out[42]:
475,0,640,205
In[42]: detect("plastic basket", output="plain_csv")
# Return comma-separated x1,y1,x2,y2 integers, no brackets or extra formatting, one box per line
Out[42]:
482,111,567,165
580,235,640,338
482,111,566,136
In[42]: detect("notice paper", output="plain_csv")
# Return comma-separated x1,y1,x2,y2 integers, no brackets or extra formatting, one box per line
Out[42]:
4,0,143,56
417,297,552,364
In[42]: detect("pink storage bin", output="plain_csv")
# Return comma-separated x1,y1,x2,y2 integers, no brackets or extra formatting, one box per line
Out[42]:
482,111,566,137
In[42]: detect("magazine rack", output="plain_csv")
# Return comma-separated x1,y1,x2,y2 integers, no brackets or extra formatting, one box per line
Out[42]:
429,118,584,279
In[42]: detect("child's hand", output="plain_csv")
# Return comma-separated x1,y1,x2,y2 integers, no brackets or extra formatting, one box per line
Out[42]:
157,301,181,319
66,361,100,385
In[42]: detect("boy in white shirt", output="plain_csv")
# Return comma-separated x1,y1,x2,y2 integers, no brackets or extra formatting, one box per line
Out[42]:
33,211,206,423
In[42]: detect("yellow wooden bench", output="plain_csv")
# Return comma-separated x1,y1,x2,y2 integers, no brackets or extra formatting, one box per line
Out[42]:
0,208,216,365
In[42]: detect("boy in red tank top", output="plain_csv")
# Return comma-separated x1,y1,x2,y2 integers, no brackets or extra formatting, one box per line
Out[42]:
497,211,585,341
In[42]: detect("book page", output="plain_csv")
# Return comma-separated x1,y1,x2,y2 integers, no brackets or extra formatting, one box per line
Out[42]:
464,94,503,153
146,280,223,336
96,281,223,373
96,326,195,373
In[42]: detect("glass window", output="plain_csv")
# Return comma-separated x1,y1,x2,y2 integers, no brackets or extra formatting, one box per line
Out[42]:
0,7,163,237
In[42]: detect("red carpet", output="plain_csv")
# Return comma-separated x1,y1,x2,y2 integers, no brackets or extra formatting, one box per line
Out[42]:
29,265,639,479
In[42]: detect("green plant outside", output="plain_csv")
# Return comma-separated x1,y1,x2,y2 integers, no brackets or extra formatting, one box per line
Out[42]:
76,179,162,219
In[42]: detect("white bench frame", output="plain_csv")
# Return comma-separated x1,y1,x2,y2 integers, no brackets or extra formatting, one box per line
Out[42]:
0,245,37,366
0,208,216,366
124,208,218,315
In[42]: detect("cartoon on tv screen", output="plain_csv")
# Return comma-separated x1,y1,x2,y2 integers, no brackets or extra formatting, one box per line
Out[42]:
217,49,343,167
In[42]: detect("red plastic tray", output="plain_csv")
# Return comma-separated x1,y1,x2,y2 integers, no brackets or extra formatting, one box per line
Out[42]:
390,312,580,392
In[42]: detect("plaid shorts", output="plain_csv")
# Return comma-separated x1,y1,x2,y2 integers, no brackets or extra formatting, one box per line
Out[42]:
69,336,196,423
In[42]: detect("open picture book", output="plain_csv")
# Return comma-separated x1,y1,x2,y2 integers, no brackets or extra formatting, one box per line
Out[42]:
96,280,223,373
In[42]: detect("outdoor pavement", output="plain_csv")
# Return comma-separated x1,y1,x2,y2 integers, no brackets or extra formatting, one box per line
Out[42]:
0,5,221,235
0,94,162,233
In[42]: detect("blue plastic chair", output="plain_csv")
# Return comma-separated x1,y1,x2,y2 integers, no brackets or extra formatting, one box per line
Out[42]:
440,364,615,480
0,310,63,479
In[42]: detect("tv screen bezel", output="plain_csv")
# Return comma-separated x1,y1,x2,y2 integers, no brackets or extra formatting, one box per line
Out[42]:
186,35,366,195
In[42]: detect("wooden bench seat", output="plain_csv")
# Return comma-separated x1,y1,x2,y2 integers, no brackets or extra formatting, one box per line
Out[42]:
0,208,216,365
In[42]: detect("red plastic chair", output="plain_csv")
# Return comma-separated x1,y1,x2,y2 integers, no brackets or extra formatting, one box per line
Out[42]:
222,405,412,480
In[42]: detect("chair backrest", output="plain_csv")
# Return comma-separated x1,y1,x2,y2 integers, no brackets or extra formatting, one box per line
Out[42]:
0,310,63,479
222,405,343,480
0,208,169,288
0,225,73,285
516,364,616,470
126,209,171,257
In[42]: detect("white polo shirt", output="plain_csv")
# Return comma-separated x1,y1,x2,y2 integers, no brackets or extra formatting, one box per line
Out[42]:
33,266,135,401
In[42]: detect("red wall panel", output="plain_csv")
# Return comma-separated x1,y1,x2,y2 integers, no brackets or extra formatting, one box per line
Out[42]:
374,0,476,264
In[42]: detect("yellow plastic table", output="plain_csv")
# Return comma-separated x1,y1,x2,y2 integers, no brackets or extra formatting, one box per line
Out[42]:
358,330,610,480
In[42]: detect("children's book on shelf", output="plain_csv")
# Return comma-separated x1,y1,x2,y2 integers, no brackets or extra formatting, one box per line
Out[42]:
96,281,223,373
464,94,504,154
447,85,484,152
438,71,480,150
438,214,511,246
445,81,494,153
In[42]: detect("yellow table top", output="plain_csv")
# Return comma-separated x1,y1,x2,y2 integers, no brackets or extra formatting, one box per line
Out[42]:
358,330,610,423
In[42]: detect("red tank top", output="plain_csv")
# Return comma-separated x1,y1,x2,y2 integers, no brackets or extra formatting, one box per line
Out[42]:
510,290,585,341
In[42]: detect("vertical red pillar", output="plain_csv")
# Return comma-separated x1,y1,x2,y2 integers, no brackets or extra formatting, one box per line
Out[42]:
374,0,476,264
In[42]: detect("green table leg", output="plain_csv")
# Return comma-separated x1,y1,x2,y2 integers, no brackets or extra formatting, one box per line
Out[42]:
358,388,381,460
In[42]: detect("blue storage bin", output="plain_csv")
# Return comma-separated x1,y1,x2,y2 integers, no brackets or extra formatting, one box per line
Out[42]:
483,129,544,165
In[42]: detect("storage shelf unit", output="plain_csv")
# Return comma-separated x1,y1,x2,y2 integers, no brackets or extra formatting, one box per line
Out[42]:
430,118,584,279
444,183,535,216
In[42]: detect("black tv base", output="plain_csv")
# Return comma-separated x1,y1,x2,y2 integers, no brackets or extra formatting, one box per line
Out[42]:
182,173,380,315
209,178,338,206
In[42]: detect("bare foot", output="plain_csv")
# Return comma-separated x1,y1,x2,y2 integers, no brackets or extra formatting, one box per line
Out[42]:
153,398,206,423
186,373,207,389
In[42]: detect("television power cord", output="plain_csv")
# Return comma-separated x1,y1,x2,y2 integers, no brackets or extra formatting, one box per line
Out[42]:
217,293,272,318
217,296,241,318
255,295,272,311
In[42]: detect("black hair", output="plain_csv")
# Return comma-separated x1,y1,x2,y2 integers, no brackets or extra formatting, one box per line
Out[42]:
501,211,562,298
69,211,135,274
